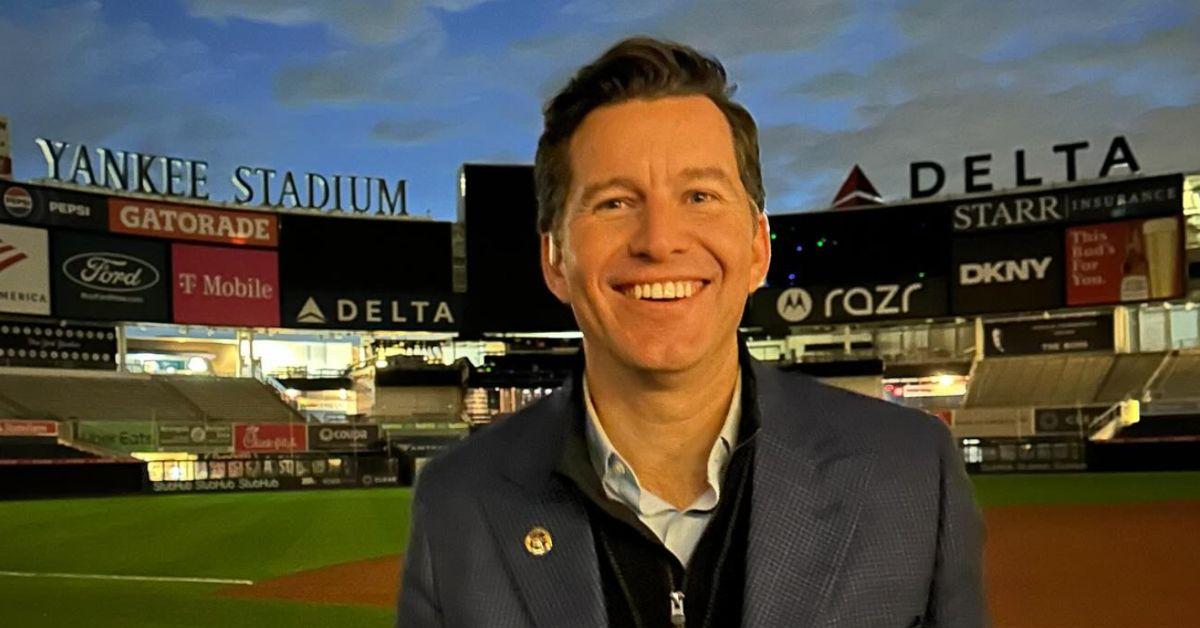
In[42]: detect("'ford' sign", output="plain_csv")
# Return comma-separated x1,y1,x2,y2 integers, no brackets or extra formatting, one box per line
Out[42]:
63,252,160,293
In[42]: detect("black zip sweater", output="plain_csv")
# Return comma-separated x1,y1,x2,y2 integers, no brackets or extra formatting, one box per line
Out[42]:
555,352,761,628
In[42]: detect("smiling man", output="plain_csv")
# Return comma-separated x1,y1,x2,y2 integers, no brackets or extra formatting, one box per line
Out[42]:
398,38,986,628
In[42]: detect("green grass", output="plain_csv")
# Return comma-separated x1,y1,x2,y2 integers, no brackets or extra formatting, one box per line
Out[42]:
972,471,1200,507
2,473,1200,627
0,488,413,628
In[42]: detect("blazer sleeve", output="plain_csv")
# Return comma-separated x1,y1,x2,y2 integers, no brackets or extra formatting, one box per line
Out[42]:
927,424,989,627
397,491,444,628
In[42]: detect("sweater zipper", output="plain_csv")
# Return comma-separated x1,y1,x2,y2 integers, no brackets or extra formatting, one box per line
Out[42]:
669,564,687,626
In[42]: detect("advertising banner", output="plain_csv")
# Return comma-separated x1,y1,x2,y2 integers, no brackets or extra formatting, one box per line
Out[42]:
0,180,108,230
1034,406,1110,434
109,198,278,247
75,421,154,454
950,187,1066,233
307,424,380,451
233,423,307,453
1065,216,1184,306
0,320,117,369
157,423,233,452
0,223,50,315
52,231,169,322
0,419,59,437
982,314,1114,357
171,243,279,327
1064,174,1183,224
745,279,950,328
951,228,1063,314
281,291,461,332
0,116,10,179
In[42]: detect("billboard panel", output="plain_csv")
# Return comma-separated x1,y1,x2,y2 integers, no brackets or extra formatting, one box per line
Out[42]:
157,423,233,452
52,231,169,322
745,279,949,329
110,198,278,247
0,180,108,230
307,424,380,451
1065,216,1184,306
75,421,154,454
982,314,1114,357
1064,174,1183,224
233,423,308,453
0,321,116,369
280,291,461,332
0,223,49,315
951,228,1064,314
0,419,59,437
171,243,279,327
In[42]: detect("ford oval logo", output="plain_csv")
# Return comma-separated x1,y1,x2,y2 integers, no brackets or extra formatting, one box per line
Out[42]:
63,252,160,294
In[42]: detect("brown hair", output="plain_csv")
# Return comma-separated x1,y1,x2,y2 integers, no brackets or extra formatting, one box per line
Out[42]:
534,37,765,236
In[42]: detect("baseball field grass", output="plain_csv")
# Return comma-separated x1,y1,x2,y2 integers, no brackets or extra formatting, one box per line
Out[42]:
0,472,1198,627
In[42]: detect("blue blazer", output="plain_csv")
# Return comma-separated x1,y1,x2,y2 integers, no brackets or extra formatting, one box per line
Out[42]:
398,358,987,627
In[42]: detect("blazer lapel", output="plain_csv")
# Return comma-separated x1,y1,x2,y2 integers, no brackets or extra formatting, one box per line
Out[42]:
480,377,606,628
744,361,878,627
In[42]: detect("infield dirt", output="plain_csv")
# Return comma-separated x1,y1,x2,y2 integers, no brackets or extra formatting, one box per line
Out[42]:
226,500,1200,627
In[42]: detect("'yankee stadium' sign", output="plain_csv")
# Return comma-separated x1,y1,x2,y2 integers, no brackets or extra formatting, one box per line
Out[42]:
35,138,408,216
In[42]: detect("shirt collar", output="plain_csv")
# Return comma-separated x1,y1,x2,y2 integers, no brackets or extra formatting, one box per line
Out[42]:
582,368,742,515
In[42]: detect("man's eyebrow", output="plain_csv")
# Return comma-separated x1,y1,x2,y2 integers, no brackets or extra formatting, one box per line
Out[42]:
678,166,735,187
578,177,639,207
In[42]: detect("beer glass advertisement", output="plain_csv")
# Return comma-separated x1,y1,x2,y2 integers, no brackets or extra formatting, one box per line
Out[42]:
171,243,280,327
1065,216,1183,306
52,231,169,322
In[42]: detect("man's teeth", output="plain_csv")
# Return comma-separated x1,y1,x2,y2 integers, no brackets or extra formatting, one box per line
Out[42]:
627,281,700,300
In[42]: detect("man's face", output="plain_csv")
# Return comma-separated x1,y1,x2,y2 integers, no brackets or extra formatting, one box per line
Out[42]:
541,95,770,374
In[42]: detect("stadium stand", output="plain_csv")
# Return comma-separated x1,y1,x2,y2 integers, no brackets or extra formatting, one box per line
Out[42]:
0,436,97,460
0,368,305,423
964,354,1115,407
1093,353,1169,403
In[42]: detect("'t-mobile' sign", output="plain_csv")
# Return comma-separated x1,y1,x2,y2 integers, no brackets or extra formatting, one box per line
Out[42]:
172,244,280,327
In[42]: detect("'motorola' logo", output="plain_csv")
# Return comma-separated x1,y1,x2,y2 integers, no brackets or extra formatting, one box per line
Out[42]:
776,287,813,323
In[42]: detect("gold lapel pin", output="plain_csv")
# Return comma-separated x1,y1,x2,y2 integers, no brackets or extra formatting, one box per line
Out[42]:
524,526,553,557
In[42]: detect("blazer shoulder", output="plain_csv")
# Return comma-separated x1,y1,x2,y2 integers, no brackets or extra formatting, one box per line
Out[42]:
415,392,565,499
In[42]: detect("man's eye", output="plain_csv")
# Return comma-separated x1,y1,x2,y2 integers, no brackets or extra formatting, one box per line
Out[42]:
596,198,627,211
688,191,716,204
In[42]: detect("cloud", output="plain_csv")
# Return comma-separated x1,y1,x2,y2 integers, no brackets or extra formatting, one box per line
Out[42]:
186,0,494,45
370,118,457,144
757,1,1200,211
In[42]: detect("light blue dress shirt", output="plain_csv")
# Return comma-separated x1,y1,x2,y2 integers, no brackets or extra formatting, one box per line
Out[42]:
582,371,742,566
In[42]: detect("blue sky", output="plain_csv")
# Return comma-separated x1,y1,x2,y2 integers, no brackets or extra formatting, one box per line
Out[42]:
2,0,1198,221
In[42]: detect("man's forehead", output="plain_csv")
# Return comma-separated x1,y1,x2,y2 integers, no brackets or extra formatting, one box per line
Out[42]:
567,96,739,185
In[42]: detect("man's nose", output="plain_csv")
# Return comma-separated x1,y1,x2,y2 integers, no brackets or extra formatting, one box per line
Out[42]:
627,197,688,261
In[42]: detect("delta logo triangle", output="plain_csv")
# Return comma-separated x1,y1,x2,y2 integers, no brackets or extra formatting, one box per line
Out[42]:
296,297,326,324
832,165,884,209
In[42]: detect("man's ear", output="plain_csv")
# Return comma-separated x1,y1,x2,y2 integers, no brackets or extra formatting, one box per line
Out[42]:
540,233,570,304
749,210,771,292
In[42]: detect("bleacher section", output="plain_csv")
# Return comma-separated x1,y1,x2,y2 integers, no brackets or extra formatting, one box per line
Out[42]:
964,354,1114,407
1094,353,1168,403
0,368,305,423
1150,352,1200,400
167,376,302,423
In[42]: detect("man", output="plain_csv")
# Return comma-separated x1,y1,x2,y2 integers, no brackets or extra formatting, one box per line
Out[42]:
398,37,986,627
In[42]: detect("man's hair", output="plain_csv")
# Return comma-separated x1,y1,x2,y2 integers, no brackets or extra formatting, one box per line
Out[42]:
534,37,765,236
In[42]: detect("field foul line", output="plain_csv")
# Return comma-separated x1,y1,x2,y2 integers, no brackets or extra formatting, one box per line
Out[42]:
0,570,254,586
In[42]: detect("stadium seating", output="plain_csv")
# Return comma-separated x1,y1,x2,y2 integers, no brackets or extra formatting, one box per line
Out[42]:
964,354,1114,407
0,368,305,423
